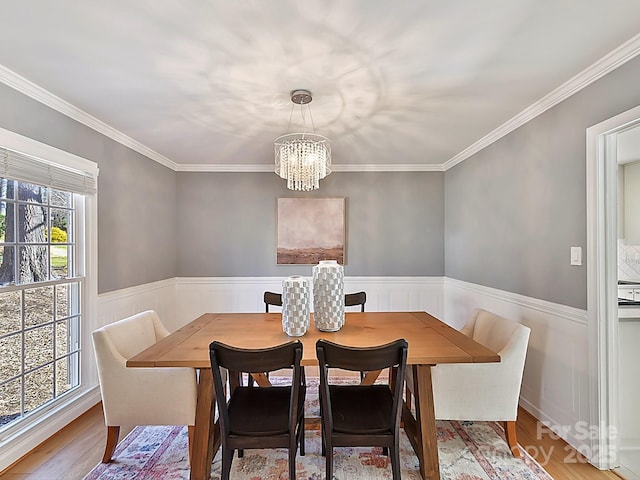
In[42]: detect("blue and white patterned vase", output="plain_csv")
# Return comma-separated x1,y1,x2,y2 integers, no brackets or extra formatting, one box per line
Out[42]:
281,275,310,336
312,260,345,332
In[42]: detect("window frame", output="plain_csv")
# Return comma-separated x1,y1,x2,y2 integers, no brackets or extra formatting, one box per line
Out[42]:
0,127,98,458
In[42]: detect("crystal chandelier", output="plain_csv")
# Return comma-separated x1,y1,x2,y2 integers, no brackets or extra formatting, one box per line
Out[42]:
274,90,331,191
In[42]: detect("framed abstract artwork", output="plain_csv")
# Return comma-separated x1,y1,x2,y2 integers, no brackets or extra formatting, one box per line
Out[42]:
277,197,345,265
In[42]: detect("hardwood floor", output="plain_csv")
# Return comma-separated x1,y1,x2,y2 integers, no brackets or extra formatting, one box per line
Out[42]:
0,404,106,480
515,408,622,480
0,403,627,480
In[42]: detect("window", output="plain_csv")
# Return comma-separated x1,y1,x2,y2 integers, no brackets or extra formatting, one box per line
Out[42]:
0,137,97,435
0,179,82,429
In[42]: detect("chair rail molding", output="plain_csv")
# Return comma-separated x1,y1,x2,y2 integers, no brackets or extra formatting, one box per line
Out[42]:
97,278,177,330
96,276,444,334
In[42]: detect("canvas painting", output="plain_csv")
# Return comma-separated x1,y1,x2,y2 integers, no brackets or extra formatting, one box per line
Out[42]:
277,197,345,265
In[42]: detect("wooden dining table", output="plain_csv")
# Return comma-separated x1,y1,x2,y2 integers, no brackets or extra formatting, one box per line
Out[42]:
127,311,499,480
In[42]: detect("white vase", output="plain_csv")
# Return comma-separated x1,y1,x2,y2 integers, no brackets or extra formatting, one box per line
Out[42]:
312,260,345,332
281,275,310,336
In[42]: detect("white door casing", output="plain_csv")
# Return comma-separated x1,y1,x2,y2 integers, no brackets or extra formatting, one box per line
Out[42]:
586,104,640,469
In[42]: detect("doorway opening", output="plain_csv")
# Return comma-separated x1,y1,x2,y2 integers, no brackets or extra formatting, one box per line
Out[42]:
586,104,640,475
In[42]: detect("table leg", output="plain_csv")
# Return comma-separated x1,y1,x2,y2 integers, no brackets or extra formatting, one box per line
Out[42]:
190,368,218,480
360,369,382,385
402,365,440,480
415,364,440,480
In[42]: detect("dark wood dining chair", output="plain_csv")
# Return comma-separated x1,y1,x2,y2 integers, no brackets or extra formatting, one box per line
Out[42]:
344,290,369,379
267,291,366,312
253,291,285,387
315,338,408,480
264,291,282,312
209,340,306,480
344,291,367,311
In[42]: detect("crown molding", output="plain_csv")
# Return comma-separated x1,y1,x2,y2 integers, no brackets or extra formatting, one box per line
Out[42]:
0,64,179,171
2,32,639,174
332,163,445,172
174,163,445,172
174,164,274,172
442,32,640,171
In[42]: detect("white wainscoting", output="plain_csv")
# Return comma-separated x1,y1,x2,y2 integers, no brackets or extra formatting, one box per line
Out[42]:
444,277,591,456
174,276,445,329
95,276,593,461
618,320,640,460
96,276,444,333
97,278,177,330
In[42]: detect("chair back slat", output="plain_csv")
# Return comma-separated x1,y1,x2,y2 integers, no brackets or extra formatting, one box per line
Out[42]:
316,338,405,372
264,291,283,313
344,291,367,312
210,341,299,374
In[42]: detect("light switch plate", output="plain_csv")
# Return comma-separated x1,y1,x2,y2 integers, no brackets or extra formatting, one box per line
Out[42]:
570,246,582,266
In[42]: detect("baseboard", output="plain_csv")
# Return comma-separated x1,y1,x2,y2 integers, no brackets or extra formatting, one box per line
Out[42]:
518,396,589,454
614,466,640,480
517,406,596,467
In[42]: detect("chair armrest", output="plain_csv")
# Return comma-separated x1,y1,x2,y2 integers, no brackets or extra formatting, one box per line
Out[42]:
431,324,530,422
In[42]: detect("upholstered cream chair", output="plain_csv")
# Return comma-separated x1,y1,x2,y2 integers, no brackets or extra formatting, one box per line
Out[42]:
431,309,531,456
92,310,197,463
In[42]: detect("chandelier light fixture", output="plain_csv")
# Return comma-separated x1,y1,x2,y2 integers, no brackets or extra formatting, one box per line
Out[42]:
274,89,331,191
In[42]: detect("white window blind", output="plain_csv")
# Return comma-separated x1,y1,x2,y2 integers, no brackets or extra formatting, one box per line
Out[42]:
0,147,97,195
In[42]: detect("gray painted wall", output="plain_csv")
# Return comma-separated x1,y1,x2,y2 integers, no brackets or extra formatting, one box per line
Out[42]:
176,171,444,277
0,79,443,290
3,51,640,303
97,142,177,293
0,83,177,293
445,55,640,309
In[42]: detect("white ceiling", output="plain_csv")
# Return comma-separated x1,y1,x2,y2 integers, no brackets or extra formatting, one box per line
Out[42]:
1,1,640,170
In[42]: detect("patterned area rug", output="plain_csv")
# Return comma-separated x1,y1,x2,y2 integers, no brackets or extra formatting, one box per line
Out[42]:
84,421,552,480
85,377,553,480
